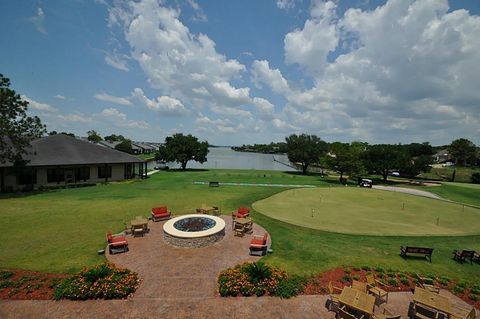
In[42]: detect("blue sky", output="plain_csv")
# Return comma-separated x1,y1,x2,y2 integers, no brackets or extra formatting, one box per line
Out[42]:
1,0,479,145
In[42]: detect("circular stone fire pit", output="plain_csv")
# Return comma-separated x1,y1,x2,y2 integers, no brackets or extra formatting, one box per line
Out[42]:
163,214,226,248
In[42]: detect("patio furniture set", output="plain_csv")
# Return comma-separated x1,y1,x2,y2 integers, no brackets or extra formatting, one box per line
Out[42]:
196,203,221,216
326,276,477,319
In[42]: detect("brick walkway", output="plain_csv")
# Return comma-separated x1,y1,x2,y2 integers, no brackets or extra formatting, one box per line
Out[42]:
0,216,476,318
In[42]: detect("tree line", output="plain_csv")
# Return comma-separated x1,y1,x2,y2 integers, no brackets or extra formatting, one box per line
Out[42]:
284,134,479,183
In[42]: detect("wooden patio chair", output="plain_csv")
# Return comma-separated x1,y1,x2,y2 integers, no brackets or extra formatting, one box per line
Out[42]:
327,281,342,304
337,305,364,319
414,273,440,294
373,307,401,319
366,274,389,303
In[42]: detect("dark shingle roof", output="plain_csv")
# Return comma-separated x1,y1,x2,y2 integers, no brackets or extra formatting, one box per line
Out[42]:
0,134,144,167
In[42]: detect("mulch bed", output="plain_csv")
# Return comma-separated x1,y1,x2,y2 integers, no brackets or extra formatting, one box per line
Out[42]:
0,269,67,300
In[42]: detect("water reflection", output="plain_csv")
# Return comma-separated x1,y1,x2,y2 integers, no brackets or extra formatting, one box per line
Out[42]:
146,147,296,171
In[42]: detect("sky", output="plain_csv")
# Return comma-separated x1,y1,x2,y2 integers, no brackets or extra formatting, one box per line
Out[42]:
1,0,479,146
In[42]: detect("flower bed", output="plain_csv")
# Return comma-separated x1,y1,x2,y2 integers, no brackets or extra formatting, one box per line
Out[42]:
54,263,139,300
218,262,306,298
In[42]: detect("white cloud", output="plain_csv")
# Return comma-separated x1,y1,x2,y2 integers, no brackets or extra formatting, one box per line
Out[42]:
108,0,250,116
132,88,188,116
54,94,66,100
57,113,93,123
195,115,239,134
28,7,47,34
104,52,129,71
94,93,132,106
252,97,275,120
284,1,339,74
276,0,296,10
251,60,290,94
186,0,207,22
101,107,150,129
21,95,56,112
276,0,480,144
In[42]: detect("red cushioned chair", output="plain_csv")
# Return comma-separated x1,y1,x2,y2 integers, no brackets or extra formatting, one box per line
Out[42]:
151,206,172,222
249,233,268,256
106,231,129,255
235,207,250,218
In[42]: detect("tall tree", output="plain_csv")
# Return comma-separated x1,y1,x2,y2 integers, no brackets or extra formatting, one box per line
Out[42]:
1,74,46,191
104,134,125,142
326,142,366,182
448,138,476,165
363,144,403,182
285,134,327,175
115,139,133,154
87,130,102,143
156,133,209,170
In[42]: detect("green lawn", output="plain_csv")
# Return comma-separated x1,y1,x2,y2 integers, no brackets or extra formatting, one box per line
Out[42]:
0,169,479,283
253,188,480,236
421,182,480,207
419,166,480,183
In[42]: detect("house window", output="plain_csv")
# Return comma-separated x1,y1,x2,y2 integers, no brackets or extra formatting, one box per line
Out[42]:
17,168,37,185
75,167,90,181
98,165,112,179
47,168,65,183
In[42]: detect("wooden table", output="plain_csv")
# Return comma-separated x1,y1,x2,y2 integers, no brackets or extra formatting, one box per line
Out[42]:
414,287,452,317
233,217,253,236
131,218,149,234
339,286,375,318
352,280,368,293
197,204,220,215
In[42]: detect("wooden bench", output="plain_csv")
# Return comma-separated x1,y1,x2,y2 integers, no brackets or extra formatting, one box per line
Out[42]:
209,181,219,187
400,246,433,262
453,250,476,264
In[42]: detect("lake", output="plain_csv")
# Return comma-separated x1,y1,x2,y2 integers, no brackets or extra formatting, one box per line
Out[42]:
147,147,296,171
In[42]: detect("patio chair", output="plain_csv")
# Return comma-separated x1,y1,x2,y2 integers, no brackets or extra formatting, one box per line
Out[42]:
131,224,145,237
106,231,128,255
151,206,171,221
366,274,389,303
249,233,268,256
337,305,364,319
325,281,342,312
414,273,440,294
234,207,250,218
373,307,401,319
412,303,439,319
233,222,245,237
243,220,253,235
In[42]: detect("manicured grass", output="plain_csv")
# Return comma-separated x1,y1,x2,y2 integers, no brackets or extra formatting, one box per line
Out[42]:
252,188,480,236
0,169,479,284
421,182,480,207
0,170,330,273
419,166,480,183
255,212,480,281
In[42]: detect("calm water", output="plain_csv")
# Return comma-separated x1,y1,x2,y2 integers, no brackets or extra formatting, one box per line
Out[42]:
147,147,296,171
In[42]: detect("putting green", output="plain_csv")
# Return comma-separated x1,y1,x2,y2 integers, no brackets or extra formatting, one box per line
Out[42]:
252,188,480,236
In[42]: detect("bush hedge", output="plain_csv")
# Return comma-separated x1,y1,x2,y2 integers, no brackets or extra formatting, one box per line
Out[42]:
54,263,139,300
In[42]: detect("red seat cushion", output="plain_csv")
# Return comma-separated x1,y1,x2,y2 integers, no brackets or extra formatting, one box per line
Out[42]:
250,238,264,245
238,207,250,214
152,206,168,214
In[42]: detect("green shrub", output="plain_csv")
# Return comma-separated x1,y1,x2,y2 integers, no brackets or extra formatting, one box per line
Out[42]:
375,266,384,273
457,280,468,288
0,280,15,289
453,285,465,294
388,278,398,287
400,277,410,285
361,265,371,271
54,263,139,300
353,266,361,271
276,275,307,299
0,271,14,280
471,285,480,295
341,275,352,283
469,294,478,301
244,262,272,284
353,275,360,281
423,278,434,285
344,268,351,275
471,172,480,184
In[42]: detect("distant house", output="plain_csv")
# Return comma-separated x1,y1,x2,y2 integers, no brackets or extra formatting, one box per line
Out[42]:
0,134,146,192
134,142,157,154
433,149,450,163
